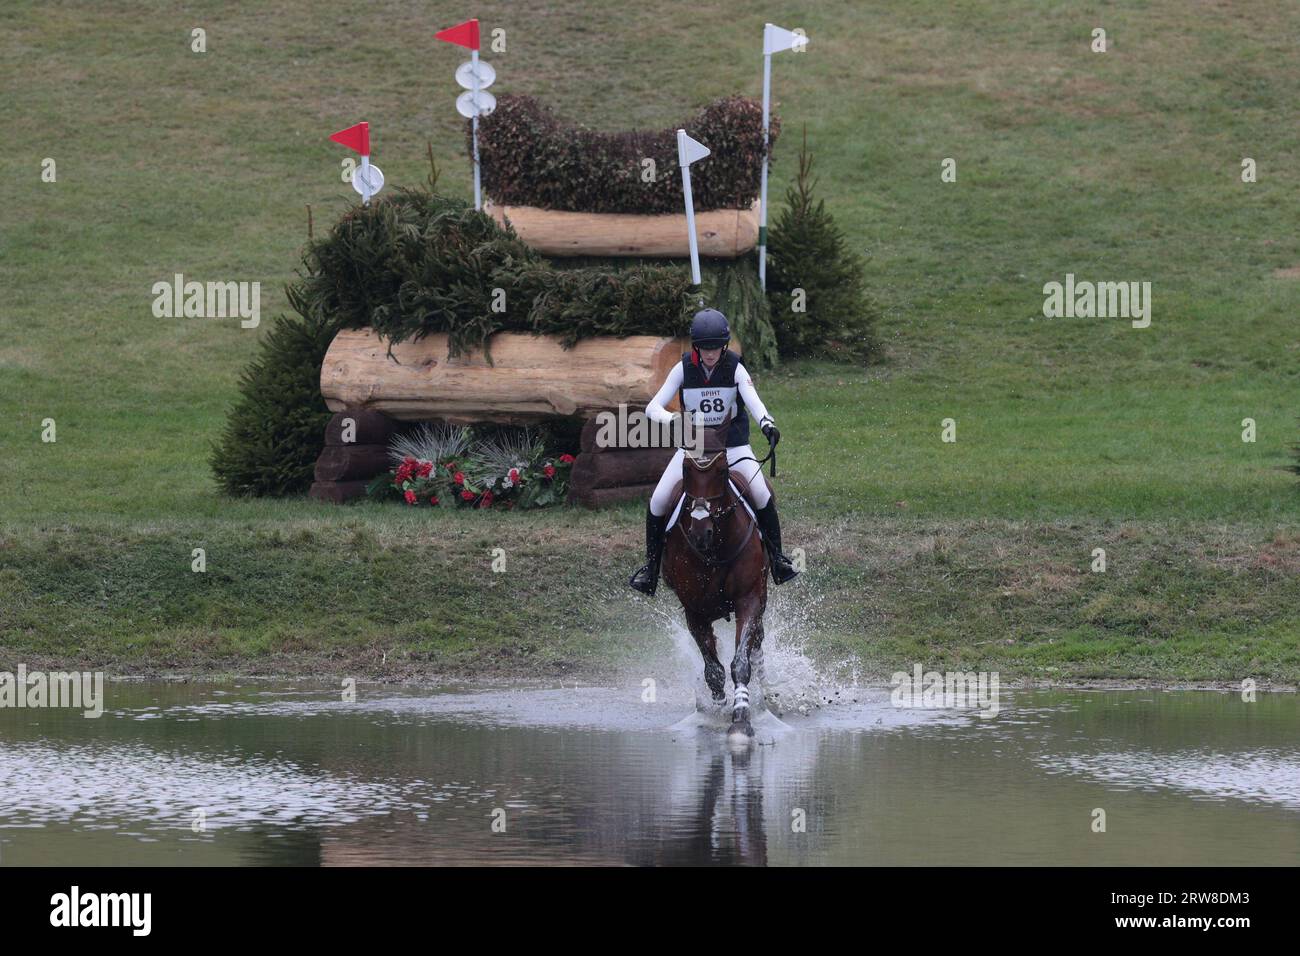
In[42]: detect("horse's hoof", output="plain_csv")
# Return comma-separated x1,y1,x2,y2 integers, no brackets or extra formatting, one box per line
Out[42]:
726,719,754,744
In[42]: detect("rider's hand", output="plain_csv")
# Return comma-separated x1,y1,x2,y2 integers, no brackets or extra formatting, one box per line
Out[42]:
761,421,780,447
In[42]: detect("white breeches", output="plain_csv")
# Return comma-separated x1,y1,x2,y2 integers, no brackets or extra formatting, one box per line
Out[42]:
649,444,770,516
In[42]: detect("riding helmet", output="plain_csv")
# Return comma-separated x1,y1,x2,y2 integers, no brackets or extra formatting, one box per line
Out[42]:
689,308,730,349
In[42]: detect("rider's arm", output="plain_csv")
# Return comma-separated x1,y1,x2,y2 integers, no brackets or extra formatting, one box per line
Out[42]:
646,362,684,424
736,363,774,427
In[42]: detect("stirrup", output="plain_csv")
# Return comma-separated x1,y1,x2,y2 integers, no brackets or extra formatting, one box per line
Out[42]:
769,551,799,585
629,564,659,596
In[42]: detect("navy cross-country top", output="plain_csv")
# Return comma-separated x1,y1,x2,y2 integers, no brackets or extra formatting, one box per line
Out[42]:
646,349,773,448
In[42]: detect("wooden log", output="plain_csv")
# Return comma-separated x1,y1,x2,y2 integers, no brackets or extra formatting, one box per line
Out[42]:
308,480,370,504
580,416,604,454
485,200,760,258
314,444,392,482
571,449,674,490
570,482,658,510
321,330,688,425
324,409,398,446
577,337,743,451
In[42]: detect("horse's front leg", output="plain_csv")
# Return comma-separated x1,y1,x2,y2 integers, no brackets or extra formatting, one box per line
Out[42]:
728,596,763,738
685,610,726,705
748,617,767,697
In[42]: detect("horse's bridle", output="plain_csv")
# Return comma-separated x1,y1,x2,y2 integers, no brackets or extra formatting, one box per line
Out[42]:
679,460,758,569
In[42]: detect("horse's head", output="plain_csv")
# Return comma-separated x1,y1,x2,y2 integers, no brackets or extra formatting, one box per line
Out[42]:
681,447,734,555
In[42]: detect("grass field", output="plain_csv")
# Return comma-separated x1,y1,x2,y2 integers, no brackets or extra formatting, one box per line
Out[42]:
2,1,1298,683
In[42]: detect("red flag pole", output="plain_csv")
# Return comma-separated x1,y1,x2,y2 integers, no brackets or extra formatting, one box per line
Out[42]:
471,43,481,210
436,18,484,210
356,122,372,206
330,122,375,205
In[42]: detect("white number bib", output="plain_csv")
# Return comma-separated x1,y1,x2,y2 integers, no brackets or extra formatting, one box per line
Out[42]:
682,386,737,426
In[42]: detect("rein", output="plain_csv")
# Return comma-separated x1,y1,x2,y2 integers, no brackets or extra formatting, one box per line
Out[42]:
681,410,779,478
677,484,759,570
674,415,777,570
727,433,778,478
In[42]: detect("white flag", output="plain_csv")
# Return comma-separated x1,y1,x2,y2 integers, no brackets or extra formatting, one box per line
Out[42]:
677,129,710,168
764,22,807,55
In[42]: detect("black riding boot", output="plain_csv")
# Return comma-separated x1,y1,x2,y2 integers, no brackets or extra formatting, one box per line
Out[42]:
755,500,799,584
629,508,670,595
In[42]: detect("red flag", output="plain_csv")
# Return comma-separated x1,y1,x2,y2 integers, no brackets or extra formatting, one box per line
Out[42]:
435,18,480,51
329,122,370,156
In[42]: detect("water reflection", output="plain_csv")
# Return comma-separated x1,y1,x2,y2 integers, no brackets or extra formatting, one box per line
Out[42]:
0,683,1296,866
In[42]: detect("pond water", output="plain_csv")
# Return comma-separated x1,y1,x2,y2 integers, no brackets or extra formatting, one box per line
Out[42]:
0,675,1296,866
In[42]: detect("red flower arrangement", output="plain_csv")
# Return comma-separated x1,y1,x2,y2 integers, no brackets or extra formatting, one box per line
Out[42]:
369,446,576,511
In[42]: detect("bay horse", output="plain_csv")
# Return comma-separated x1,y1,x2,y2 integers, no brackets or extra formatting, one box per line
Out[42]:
661,427,771,741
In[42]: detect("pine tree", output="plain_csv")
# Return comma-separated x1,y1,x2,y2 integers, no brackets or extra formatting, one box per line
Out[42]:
766,127,881,362
209,288,339,497
704,256,779,370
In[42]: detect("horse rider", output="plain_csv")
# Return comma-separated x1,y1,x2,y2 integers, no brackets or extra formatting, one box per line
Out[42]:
628,307,799,595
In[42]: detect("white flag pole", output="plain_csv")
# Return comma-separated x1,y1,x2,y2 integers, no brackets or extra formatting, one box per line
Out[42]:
678,129,705,286
471,48,482,211
438,19,492,209
360,154,372,206
759,23,808,291
759,28,773,290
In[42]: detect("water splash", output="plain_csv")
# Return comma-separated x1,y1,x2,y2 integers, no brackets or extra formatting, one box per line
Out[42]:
636,573,866,719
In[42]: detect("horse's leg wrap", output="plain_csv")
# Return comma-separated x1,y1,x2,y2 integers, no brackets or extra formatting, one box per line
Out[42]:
731,641,753,725
732,683,751,720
